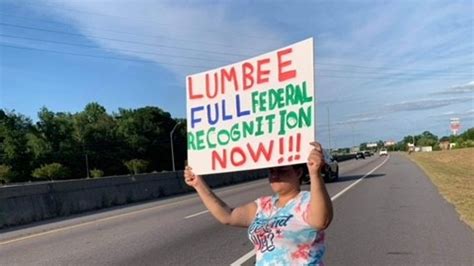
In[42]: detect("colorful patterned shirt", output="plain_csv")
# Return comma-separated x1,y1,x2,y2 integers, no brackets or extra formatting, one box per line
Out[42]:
248,191,325,265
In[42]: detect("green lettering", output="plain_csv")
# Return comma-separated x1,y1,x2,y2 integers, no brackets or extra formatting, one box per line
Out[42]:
255,116,264,136
230,123,241,142
286,111,298,129
299,106,312,128
196,130,205,150
251,91,259,113
301,81,313,103
243,120,254,138
294,84,304,104
279,109,287,135
265,114,276,133
258,91,267,112
206,127,216,149
285,84,295,105
187,132,196,150
217,128,230,146
268,89,279,111
277,88,285,108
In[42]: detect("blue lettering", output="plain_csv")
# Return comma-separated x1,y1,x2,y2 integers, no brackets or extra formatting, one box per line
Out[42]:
236,94,251,117
191,106,204,128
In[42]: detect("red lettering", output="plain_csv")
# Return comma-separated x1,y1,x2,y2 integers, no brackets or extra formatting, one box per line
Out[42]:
205,73,219,99
256,58,270,84
188,76,203,100
212,149,227,170
230,147,246,166
247,141,273,163
277,48,296,82
221,67,239,93
242,62,254,90
211,141,274,170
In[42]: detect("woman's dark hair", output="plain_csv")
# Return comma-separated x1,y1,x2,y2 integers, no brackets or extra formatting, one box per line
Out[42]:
292,163,308,184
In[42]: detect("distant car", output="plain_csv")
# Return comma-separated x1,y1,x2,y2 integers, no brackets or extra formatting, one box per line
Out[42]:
302,149,339,183
379,149,388,156
363,151,372,157
355,152,365,160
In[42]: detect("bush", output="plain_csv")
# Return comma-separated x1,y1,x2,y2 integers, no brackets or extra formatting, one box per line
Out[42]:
124,159,149,174
0,164,13,184
90,168,104,178
32,163,69,181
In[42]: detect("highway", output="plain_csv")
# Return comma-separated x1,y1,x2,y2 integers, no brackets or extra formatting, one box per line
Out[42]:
1,153,473,265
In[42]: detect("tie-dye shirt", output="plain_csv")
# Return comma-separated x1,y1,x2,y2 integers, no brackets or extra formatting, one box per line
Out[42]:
248,191,325,266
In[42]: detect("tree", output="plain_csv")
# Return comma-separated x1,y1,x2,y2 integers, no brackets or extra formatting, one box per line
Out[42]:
89,169,104,178
32,163,69,181
124,159,149,174
394,141,407,151
416,131,438,147
32,107,82,178
452,127,474,148
26,132,51,161
0,110,34,182
116,107,180,171
377,140,384,149
439,136,450,142
0,164,13,184
73,103,121,176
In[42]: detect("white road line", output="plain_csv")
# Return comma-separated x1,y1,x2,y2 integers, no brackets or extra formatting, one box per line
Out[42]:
230,155,391,266
184,210,209,219
230,249,257,266
331,155,390,201
0,197,195,246
0,178,267,246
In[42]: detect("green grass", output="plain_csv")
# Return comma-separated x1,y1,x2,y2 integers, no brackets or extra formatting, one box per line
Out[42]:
407,148,474,229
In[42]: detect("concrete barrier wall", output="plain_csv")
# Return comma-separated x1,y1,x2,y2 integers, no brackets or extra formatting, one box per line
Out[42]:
333,154,356,162
0,169,268,229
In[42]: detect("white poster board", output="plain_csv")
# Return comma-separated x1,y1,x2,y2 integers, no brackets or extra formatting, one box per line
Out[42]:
186,38,315,175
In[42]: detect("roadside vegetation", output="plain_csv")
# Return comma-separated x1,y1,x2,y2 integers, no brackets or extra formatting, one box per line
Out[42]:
1,102,473,185
408,148,474,229
0,103,187,183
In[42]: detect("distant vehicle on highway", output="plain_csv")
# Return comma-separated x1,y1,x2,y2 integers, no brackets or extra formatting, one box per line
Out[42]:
379,149,388,156
302,149,339,183
363,151,372,157
355,152,365,160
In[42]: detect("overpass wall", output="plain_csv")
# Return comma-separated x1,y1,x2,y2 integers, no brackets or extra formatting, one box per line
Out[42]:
0,170,267,229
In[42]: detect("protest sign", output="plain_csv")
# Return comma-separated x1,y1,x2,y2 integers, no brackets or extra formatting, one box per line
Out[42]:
186,38,315,175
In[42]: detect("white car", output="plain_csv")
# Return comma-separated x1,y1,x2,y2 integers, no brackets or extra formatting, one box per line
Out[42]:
379,149,388,156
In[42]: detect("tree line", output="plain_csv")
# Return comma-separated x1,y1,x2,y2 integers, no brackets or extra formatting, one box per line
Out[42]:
0,103,187,184
1,102,473,184
391,128,474,151
357,128,474,152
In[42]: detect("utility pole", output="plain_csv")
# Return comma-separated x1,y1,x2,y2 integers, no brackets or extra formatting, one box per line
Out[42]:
170,121,182,172
327,107,332,152
85,154,90,178
351,124,355,148
82,142,90,178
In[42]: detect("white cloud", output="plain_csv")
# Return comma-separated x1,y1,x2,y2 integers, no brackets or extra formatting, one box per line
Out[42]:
429,108,474,119
36,0,286,78
434,81,474,95
386,97,472,112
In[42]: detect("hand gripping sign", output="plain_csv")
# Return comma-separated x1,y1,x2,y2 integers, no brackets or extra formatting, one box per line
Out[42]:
186,38,315,175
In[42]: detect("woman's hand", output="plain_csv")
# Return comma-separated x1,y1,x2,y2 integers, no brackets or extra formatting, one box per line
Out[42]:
306,142,333,230
307,142,325,178
184,166,204,188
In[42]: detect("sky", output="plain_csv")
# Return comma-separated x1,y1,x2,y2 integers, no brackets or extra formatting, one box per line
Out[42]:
0,0,473,148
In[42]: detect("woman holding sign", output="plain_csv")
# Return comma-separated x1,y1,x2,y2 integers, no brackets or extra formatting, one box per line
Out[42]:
184,141,332,265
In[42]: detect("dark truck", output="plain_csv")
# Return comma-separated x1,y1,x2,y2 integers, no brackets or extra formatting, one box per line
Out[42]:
302,149,339,183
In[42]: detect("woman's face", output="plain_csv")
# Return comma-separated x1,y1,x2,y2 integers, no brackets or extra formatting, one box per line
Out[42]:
268,166,302,194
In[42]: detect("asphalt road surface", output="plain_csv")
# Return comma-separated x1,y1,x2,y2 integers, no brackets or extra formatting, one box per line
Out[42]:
1,153,472,265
